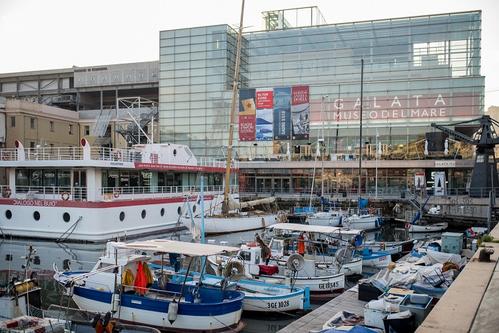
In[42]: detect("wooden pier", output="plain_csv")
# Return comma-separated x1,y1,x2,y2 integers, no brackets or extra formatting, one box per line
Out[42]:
277,287,367,333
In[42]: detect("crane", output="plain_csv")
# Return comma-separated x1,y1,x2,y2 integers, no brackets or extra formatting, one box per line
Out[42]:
431,115,499,197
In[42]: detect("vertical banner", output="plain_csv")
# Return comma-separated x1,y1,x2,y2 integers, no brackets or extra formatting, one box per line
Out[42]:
434,171,446,196
255,89,273,141
291,85,310,140
238,89,256,141
414,172,426,190
273,87,292,140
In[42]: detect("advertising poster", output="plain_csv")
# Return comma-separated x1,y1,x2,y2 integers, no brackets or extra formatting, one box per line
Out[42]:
255,89,273,141
433,171,446,196
273,87,292,140
414,172,426,190
291,85,310,140
238,89,256,141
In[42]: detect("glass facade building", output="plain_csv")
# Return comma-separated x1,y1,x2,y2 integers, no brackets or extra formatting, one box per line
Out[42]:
159,10,484,196
159,10,483,159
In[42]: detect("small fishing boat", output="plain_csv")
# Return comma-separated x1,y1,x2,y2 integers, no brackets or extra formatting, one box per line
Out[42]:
359,248,392,268
407,222,448,233
0,316,65,333
54,240,245,332
187,275,309,313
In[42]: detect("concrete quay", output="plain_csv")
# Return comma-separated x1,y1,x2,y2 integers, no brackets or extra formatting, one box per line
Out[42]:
417,223,499,333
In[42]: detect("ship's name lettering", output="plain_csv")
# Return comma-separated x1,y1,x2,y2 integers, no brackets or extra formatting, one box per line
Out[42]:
13,199,56,207
319,281,339,290
267,300,289,309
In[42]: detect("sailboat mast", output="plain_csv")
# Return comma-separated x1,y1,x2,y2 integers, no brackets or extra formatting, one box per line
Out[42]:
358,58,364,200
223,0,246,214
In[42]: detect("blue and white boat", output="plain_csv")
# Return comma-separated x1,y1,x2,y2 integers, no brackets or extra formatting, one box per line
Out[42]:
360,248,392,268
186,275,310,313
54,240,245,332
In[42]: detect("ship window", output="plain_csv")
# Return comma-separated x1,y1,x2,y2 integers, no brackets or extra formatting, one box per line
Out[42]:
141,209,146,219
33,211,40,221
63,212,70,223
177,206,182,215
173,149,177,156
119,211,125,221
239,251,251,261
160,208,165,216
192,205,196,213
5,210,12,219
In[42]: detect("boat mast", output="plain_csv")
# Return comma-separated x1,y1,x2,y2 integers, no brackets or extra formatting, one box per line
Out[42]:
223,0,245,214
358,59,364,202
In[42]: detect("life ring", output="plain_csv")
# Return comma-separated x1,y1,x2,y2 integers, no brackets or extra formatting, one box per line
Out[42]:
2,187,11,198
61,192,70,201
113,189,121,199
405,223,411,230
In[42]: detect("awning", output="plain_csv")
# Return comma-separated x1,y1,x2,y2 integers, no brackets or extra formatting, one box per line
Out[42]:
117,239,239,257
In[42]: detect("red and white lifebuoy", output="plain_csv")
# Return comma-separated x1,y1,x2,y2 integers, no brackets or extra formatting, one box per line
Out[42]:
61,192,70,201
113,189,121,199
2,187,11,198
405,223,411,230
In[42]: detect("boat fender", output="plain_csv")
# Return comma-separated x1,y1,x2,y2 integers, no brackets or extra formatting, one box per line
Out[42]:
2,187,11,198
168,301,178,324
61,192,70,201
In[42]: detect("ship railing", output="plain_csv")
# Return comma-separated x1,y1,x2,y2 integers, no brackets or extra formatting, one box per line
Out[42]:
0,149,17,161
98,185,235,200
197,157,239,169
89,147,140,163
6,186,88,201
23,147,84,160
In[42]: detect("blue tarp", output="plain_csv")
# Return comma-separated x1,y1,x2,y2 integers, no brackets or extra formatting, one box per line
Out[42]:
358,197,369,209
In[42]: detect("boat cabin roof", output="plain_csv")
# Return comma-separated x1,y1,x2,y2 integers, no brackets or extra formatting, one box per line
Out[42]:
117,239,239,257
267,223,362,236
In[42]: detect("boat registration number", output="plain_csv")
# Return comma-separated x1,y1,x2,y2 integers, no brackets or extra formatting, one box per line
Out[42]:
267,300,290,309
319,281,339,290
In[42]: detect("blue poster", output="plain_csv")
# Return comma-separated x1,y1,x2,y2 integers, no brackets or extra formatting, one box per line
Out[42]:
273,87,291,140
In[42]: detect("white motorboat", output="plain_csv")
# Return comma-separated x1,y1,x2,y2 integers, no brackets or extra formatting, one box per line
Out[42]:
306,210,347,227
343,213,382,230
407,222,448,233
54,240,245,332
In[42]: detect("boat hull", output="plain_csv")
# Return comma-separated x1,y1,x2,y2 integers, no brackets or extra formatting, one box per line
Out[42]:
343,215,381,230
0,196,215,242
72,286,243,332
362,251,392,268
193,214,278,235
252,272,344,296
408,222,448,233
306,213,342,227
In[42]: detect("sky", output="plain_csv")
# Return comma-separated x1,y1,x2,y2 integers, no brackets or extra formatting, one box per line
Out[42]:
0,0,498,107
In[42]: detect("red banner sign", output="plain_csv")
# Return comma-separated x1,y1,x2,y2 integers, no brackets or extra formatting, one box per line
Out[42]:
238,115,256,141
256,90,273,109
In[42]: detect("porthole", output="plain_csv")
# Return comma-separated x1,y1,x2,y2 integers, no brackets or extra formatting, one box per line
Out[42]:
192,205,196,213
5,210,12,220
141,209,146,219
119,211,125,221
177,206,182,215
160,208,165,217
63,212,71,223
33,211,40,221
173,149,177,156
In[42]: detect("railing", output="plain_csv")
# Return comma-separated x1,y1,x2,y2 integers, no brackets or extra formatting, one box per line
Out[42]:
0,184,238,201
0,146,233,168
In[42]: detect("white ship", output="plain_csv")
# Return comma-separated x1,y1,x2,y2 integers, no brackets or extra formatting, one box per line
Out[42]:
0,139,233,242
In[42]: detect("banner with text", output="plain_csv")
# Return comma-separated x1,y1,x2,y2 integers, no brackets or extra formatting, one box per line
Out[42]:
255,89,273,141
238,88,256,141
291,86,310,140
273,87,292,140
